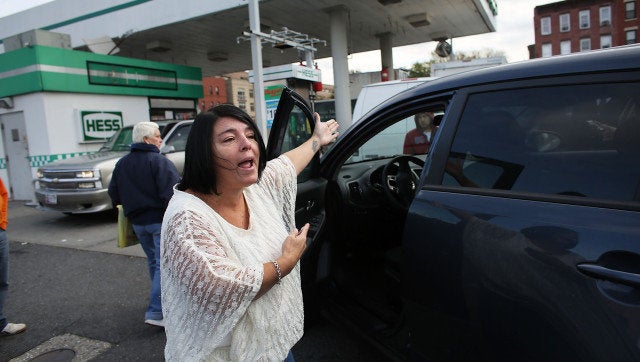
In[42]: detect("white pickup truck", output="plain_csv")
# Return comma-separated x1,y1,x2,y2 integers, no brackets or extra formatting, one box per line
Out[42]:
34,120,192,214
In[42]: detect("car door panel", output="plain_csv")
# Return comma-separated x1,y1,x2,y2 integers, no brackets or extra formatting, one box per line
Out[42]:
267,87,327,250
406,190,640,362
295,178,327,240
405,76,640,362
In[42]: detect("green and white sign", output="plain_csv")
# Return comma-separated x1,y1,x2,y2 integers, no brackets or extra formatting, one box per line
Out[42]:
0,45,203,99
80,110,123,142
248,64,321,83
264,85,284,129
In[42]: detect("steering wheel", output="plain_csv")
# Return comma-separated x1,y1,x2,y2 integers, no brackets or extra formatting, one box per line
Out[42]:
381,155,425,212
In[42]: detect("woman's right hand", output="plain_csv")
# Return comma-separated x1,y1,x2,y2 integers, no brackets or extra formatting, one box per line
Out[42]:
279,223,309,274
312,114,340,147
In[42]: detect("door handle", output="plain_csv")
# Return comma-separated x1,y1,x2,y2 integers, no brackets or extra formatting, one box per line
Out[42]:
295,200,315,213
576,263,640,289
305,200,315,211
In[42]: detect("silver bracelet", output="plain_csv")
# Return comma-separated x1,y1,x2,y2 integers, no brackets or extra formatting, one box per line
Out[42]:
272,260,282,284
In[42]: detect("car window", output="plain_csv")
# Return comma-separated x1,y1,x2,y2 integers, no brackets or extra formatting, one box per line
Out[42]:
100,123,174,152
163,124,192,152
280,103,314,181
347,110,444,164
160,122,177,138
100,126,133,151
443,82,640,203
282,105,312,151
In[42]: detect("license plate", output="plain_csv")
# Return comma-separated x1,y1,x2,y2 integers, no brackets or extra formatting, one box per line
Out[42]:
45,194,57,204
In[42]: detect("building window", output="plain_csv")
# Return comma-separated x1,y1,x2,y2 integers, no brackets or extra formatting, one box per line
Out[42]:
541,43,552,57
600,6,611,26
560,40,571,54
239,102,246,111
600,34,612,48
250,103,255,112
215,86,220,95
627,29,637,44
249,90,254,99
208,85,213,95
626,1,637,19
580,38,591,51
560,13,570,32
541,17,551,35
237,89,246,101
579,10,590,29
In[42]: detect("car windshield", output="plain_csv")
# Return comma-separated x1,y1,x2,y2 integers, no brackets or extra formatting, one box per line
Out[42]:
99,123,174,152
99,127,133,152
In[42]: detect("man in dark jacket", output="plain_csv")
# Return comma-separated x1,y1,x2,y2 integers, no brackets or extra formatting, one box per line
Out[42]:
108,121,180,327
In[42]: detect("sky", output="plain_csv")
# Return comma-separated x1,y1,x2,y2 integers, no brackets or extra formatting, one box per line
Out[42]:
1,0,559,83
0,0,55,18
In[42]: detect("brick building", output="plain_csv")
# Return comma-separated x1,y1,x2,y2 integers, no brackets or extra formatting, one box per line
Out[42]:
198,76,228,112
225,72,256,119
198,73,256,118
532,0,638,58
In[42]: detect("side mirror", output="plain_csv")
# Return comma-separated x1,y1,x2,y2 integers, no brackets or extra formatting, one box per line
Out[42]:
526,130,561,152
160,145,176,154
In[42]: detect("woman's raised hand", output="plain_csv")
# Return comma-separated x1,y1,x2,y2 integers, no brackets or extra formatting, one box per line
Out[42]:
312,112,340,147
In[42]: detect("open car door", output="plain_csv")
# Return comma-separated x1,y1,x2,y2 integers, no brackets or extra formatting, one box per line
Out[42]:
266,87,328,263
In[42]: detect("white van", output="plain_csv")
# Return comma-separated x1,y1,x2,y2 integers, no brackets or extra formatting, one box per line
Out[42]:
351,77,437,122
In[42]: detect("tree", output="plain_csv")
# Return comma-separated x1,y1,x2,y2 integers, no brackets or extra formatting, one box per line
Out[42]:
408,62,430,77
431,47,506,63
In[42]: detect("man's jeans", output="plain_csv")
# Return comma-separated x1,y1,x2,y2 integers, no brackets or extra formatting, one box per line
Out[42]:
132,223,163,321
0,229,9,330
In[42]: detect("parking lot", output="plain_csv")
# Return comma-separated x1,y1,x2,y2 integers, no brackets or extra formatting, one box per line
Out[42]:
0,201,380,361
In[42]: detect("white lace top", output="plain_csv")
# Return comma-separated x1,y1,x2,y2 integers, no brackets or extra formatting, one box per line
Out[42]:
161,155,303,361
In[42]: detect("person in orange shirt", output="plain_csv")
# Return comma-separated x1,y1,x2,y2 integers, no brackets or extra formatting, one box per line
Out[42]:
0,178,26,336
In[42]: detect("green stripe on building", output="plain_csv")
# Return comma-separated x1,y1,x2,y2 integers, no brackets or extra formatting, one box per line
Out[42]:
29,152,97,168
0,45,203,98
0,153,105,169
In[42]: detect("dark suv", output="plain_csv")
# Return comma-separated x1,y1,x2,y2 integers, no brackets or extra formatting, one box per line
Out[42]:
267,45,640,361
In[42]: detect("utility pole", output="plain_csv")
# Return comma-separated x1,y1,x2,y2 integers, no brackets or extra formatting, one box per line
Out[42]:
240,1,325,141
247,0,267,138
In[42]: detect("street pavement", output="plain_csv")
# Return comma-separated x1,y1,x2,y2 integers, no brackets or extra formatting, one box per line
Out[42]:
0,201,379,361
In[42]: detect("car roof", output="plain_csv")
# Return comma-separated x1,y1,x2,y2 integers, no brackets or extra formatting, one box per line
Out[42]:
121,119,177,129
360,77,438,89
405,45,640,99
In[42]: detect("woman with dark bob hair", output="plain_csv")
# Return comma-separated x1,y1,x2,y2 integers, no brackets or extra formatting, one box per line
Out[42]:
161,104,339,361
179,105,268,195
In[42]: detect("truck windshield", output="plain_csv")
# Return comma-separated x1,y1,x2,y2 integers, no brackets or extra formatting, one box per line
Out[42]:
99,127,133,152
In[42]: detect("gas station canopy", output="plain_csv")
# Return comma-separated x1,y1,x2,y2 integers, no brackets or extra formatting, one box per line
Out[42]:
0,0,497,77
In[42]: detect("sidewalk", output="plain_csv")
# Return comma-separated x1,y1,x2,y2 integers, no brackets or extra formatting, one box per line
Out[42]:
5,201,145,258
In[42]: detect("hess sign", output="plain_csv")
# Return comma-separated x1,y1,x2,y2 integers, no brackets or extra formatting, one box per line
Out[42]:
80,111,123,142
